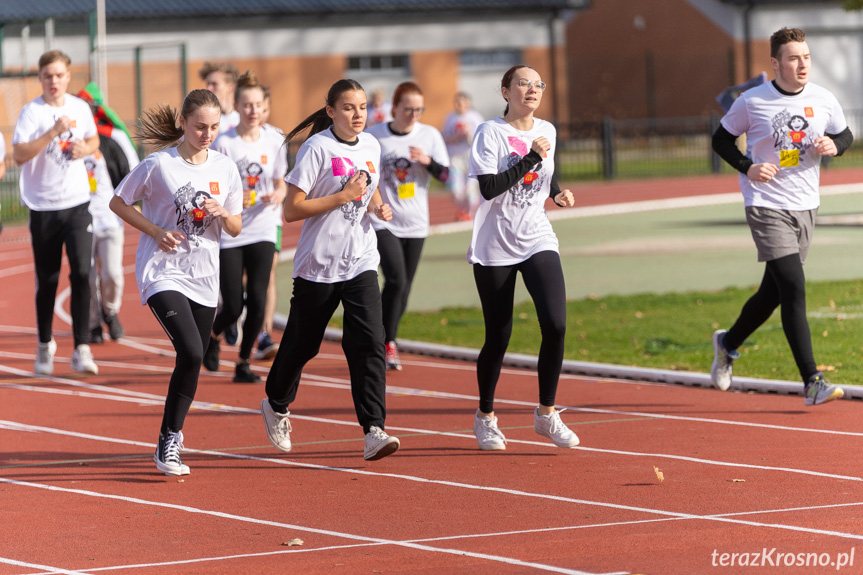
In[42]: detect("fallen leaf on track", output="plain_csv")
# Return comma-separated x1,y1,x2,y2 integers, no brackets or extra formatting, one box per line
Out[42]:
282,538,304,546
653,466,664,484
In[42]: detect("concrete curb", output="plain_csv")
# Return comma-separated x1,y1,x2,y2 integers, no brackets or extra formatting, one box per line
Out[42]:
272,313,862,401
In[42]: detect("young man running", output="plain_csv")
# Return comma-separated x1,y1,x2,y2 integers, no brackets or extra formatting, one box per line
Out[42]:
710,27,852,406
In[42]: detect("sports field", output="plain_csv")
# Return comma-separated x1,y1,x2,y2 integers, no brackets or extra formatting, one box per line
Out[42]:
3,171,863,574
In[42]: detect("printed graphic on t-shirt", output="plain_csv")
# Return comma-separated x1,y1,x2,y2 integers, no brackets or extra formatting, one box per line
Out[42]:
237,158,263,191
84,158,97,193
772,109,813,167
504,152,546,209
381,153,415,200
45,130,74,167
338,168,372,226
173,182,215,239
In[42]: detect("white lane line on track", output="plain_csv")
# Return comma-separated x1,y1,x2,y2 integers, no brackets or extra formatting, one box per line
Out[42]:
0,475,612,575
2,360,863,482
0,263,35,279
4,418,863,546
13,485,863,575
6,347,863,441
0,557,92,575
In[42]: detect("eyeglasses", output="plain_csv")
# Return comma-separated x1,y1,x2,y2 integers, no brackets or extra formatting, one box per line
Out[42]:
403,107,425,115
516,79,547,92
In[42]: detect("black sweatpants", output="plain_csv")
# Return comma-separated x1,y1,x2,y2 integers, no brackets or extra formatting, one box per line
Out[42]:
473,250,567,414
212,241,275,360
148,291,216,434
723,253,818,382
376,230,424,342
265,270,388,433
29,202,93,347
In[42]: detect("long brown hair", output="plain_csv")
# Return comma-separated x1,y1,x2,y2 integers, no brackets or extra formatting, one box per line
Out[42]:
285,79,365,144
138,89,221,151
501,64,535,116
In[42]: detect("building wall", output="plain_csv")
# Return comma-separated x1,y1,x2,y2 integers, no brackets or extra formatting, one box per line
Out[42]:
1,16,564,143
566,0,736,122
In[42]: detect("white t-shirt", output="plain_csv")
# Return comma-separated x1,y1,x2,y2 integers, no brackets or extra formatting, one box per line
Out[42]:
467,117,559,266
442,109,484,157
220,110,240,134
366,122,449,238
13,94,98,211
85,150,123,232
0,132,5,162
287,128,382,283
213,127,288,249
114,147,243,307
721,81,847,211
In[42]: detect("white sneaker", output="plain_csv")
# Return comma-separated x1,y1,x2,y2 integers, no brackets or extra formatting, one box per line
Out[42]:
473,410,506,451
260,399,292,452
154,430,190,476
363,426,400,460
71,344,99,374
710,329,738,391
534,408,580,448
34,339,57,375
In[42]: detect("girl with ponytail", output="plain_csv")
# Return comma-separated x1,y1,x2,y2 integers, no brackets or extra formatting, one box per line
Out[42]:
109,89,243,475
260,79,401,462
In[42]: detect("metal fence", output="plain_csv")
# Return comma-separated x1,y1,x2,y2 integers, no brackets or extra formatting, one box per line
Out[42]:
4,111,863,225
557,109,863,182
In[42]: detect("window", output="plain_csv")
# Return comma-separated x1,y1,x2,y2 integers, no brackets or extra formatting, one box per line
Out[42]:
347,54,409,73
460,50,521,70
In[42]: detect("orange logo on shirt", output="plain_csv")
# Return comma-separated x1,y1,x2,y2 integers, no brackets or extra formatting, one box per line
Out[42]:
209,182,221,195
804,107,814,118
366,161,376,173
261,155,268,165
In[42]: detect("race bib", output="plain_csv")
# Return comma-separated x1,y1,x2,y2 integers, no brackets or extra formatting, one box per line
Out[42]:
780,149,799,168
397,182,415,199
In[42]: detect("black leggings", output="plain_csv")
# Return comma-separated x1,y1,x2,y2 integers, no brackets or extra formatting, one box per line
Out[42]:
376,230,424,342
473,250,567,414
29,203,93,347
724,253,817,381
265,271,387,433
212,241,275,360
148,291,215,434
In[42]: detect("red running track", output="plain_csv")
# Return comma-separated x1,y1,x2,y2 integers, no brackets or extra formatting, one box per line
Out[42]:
2,172,863,574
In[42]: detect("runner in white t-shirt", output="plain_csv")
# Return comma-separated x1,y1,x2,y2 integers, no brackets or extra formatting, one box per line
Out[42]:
206,71,288,383
467,65,580,452
199,61,239,134
260,79,400,462
109,89,243,476
12,50,101,376
442,92,484,220
367,81,450,371
255,87,286,360
710,27,851,406
86,130,136,345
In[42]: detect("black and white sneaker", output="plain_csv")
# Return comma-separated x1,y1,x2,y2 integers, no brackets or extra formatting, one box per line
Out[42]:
254,332,279,360
154,430,190,476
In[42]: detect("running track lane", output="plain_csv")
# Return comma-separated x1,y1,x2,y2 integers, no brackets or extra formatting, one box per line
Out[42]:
2,176,863,574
